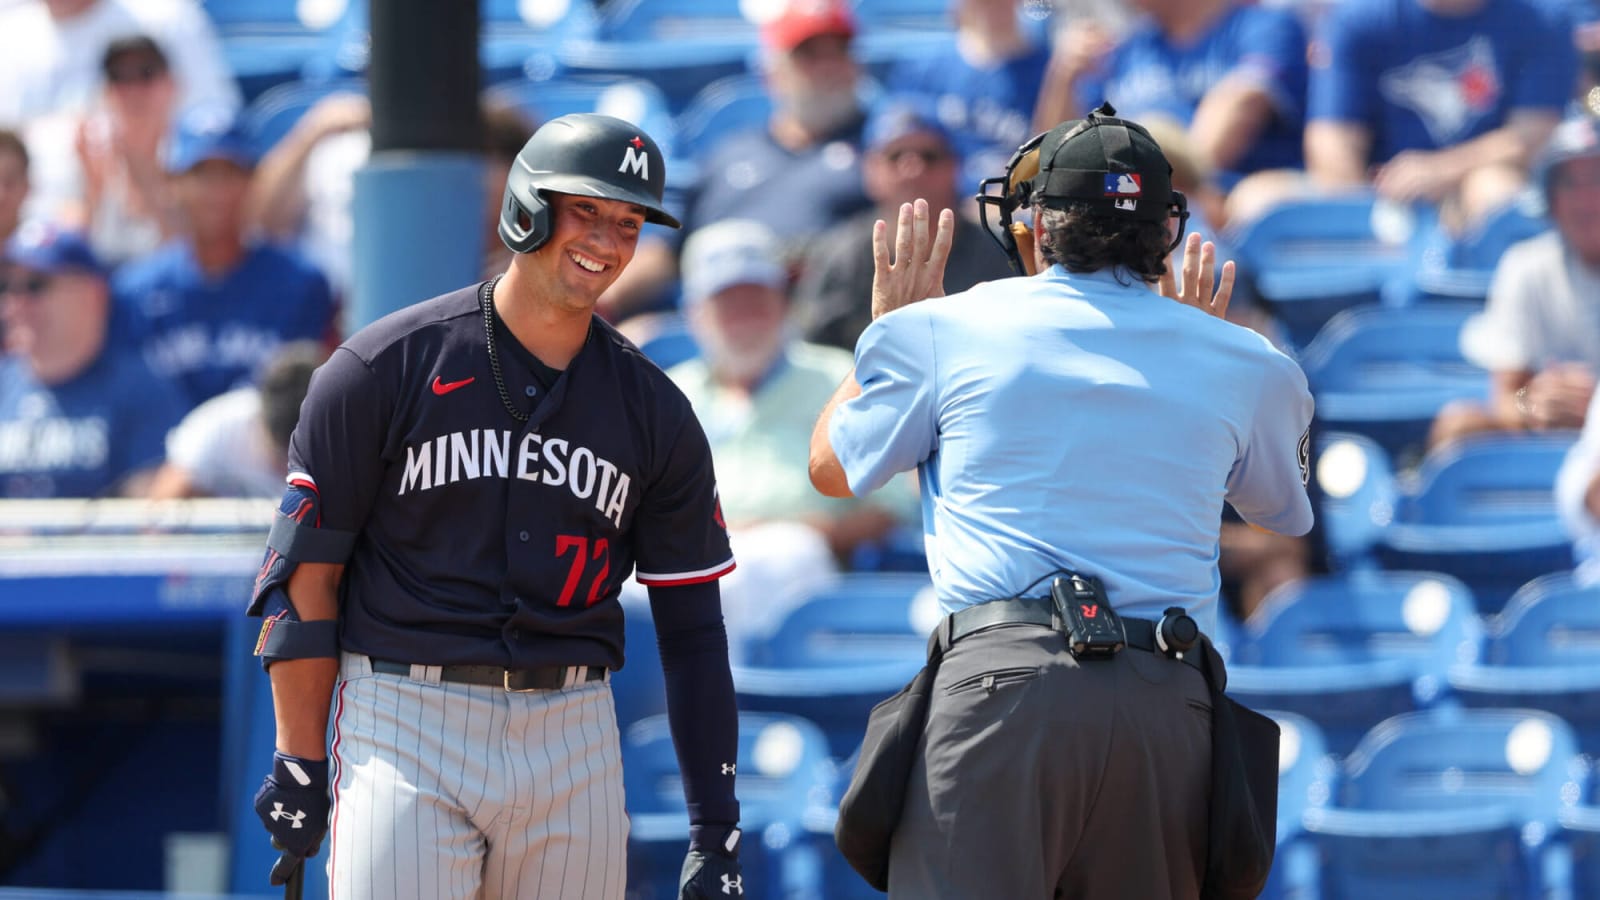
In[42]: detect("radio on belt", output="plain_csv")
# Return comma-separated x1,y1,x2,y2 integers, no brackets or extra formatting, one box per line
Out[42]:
1051,573,1125,660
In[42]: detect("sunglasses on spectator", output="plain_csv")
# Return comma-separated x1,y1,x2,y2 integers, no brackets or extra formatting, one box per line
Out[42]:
107,62,165,85
0,274,51,297
883,147,952,166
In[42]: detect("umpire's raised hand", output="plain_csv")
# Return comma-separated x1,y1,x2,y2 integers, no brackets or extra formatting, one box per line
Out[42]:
253,751,330,885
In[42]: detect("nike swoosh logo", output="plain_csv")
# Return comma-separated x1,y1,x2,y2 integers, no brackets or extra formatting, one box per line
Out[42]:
432,375,475,395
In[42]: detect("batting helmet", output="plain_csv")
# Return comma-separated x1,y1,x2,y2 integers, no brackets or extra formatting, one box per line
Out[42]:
976,103,1188,274
498,113,681,255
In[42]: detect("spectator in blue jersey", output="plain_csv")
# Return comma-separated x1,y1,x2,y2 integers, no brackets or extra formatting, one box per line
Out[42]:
114,115,335,411
1305,0,1578,231
0,224,183,497
794,99,1012,351
885,0,1053,203
1036,0,1309,192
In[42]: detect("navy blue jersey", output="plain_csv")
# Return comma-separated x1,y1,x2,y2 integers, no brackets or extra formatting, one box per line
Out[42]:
290,282,735,670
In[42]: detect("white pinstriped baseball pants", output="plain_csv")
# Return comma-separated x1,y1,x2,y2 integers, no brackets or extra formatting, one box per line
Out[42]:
326,652,628,899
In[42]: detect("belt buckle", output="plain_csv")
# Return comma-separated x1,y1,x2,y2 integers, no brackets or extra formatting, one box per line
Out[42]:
503,668,540,693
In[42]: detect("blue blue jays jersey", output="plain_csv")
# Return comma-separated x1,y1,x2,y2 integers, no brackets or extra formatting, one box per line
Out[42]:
1308,0,1576,163
290,282,735,670
828,267,1314,637
113,242,335,410
1078,4,1309,179
0,348,185,498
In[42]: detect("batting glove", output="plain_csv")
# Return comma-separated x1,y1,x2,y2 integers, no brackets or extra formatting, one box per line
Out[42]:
253,751,330,886
679,827,743,898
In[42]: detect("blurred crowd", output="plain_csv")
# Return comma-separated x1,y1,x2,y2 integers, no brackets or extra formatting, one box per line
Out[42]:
5,0,1600,626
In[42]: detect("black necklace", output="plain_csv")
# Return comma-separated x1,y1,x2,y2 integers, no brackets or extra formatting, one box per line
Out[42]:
479,276,529,423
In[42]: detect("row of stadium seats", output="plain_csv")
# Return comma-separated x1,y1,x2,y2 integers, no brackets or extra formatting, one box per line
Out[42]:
206,0,965,108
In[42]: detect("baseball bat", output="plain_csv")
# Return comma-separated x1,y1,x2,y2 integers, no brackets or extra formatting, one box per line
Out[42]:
284,862,303,900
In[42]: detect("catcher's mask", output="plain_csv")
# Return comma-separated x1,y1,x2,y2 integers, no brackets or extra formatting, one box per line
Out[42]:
976,102,1189,275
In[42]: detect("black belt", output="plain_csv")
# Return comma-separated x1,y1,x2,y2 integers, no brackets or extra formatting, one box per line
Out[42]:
943,596,1203,671
369,657,608,692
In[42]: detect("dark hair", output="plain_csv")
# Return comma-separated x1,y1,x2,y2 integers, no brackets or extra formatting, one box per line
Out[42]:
101,34,169,74
258,341,327,451
0,129,26,172
1036,203,1170,284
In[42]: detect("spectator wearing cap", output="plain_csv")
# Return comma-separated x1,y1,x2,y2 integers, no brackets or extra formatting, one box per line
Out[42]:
685,0,869,238
664,219,917,655
113,117,334,412
0,0,238,127
146,339,327,500
1305,0,1577,233
1036,0,1309,192
0,225,184,497
0,131,28,247
1433,115,1600,449
613,0,875,330
793,100,1013,351
884,0,1054,196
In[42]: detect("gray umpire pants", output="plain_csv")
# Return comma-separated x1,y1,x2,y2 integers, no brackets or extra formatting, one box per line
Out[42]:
886,622,1213,899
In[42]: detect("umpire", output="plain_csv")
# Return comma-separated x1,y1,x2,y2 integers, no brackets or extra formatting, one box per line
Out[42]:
810,106,1314,898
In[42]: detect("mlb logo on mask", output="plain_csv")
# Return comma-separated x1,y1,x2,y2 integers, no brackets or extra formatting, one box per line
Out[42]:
1103,173,1141,197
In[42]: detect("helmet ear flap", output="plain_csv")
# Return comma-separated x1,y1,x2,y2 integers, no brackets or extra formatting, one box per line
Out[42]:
498,188,551,255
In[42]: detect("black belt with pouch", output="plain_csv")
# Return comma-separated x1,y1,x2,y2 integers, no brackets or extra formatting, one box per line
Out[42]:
833,573,1279,898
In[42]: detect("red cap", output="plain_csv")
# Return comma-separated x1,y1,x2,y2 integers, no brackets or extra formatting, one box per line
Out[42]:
761,0,857,52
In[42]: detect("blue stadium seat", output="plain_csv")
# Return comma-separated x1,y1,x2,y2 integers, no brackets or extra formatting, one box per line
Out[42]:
478,0,599,81
484,74,678,160
554,0,756,114
1389,200,1548,306
851,0,954,30
733,573,937,758
1450,572,1600,755
1262,711,1335,900
239,75,366,158
674,74,773,165
1226,570,1483,756
206,0,361,100
1298,303,1488,459
623,712,835,900
1375,432,1577,615
1315,431,1398,568
613,600,667,731
1304,708,1585,900
1228,194,1416,349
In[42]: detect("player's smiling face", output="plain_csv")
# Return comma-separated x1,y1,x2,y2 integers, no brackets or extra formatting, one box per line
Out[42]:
532,193,645,308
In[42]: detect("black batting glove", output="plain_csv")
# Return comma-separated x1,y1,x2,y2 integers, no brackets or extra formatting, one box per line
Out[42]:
680,826,743,898
253,751,330,886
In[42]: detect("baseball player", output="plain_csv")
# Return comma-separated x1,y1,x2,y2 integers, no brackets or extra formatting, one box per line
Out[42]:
247,114,744,899
811,105,1313,897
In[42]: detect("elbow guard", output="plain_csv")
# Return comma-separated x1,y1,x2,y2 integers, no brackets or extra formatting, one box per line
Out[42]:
248,477,356,669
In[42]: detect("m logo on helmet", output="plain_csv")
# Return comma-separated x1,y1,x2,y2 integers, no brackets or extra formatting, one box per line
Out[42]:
619,137,649,180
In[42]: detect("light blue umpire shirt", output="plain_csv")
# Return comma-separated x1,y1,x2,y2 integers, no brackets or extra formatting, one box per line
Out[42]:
828,264,1315,637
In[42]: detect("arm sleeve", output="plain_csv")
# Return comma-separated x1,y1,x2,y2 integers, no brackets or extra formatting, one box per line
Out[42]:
285,347,391,532
1226,352,1316,536
1307,2,1376,124
1557,388,1600,538
647,580,740,847
827,309,940,496
632,397,736,586
1227,9,1310,122
1509,3,1581,110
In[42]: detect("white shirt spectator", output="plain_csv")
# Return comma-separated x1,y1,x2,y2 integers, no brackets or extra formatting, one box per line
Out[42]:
162,387,285,499
1460,230,1600,374
0,0,239,127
